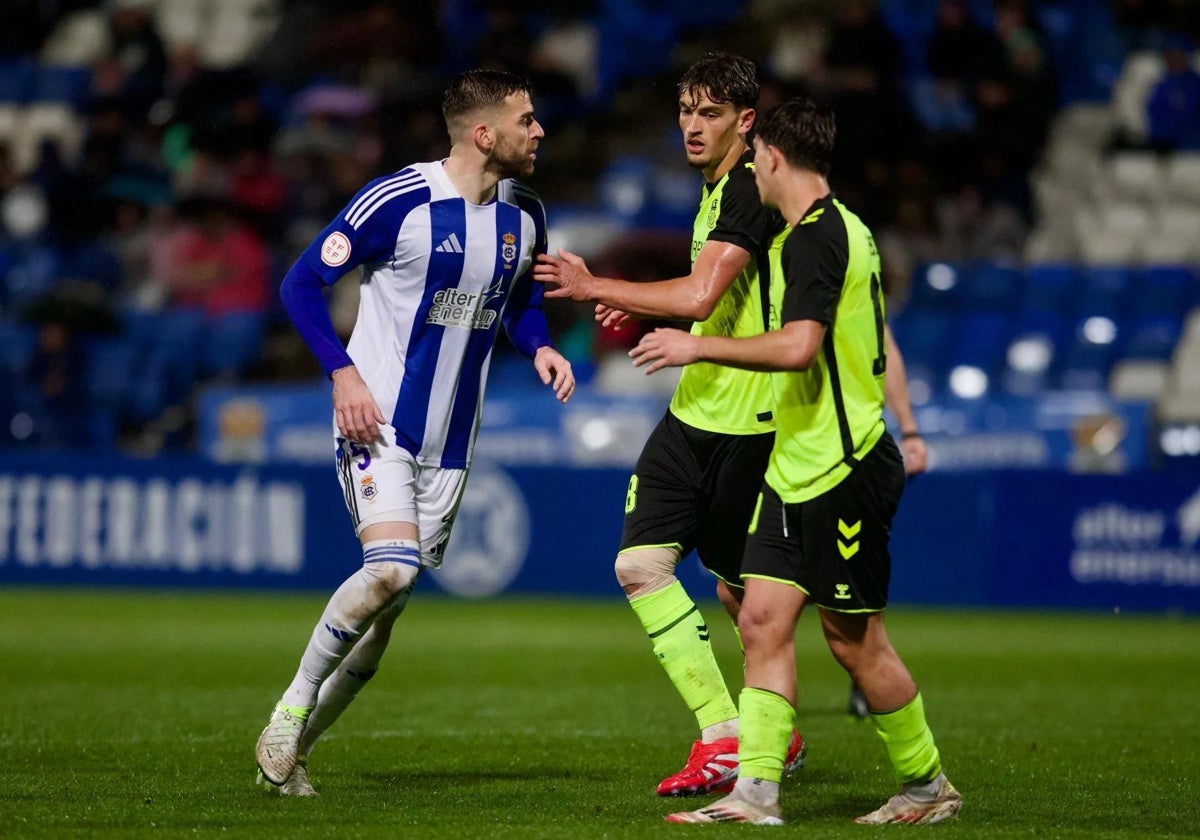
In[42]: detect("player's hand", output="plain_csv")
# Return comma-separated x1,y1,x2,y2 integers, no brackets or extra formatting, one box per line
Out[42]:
629,327,700,374
332,365,385,444
900,434,928,476
533,249,596,301
595,304,631,330
534,346,575,403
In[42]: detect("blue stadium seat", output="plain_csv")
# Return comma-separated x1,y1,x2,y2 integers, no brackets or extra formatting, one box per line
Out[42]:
1023,264,1079,313
961,262,1024,312
0,60,35,103
1003,311,1069,395
598,156,655,223
890,308,956,395
86,337,137,411
128,309,207,420
31,66,91,108
0,321,36,374
202,312,264,378
891,308,955,365
1076,266,1133,317
909,262,969,310
84,337,138,448
948,311,1013,379
1059,314,1120,390
1135,265,1197,317
3,244,63,311
877,0,938,75
1122,315,1182,361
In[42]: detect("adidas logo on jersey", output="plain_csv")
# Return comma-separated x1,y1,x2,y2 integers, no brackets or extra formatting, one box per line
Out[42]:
435,232,464,254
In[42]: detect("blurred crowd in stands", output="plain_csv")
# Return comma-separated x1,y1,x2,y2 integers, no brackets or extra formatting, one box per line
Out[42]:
0,0,1197,453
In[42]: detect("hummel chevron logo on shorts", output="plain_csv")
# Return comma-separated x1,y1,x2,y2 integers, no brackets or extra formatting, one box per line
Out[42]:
435,232,464,253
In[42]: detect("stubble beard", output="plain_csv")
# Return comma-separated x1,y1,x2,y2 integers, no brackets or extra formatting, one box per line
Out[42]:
492,139,535,180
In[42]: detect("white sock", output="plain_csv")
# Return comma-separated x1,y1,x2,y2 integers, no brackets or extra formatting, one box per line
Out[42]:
298,580,415,758
733,776,780,808
702,719,738,742
280,540,420,709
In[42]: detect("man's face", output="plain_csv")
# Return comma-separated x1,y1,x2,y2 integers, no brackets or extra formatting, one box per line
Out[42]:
489,91,544,179
752,135,777,208
678,87,748,175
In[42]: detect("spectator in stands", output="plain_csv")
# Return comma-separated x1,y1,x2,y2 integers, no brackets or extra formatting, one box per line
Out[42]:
877,196,941,310
985,0,1055,168
22,294,119,447
936,182,1027,262
1147,33,1200,151
99,177,175,310
166,195,270,318
820,0,907,162
92,0,168,117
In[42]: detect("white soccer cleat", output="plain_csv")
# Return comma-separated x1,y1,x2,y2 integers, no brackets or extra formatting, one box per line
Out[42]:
665,793,784,825
255,703,309,786
280,757,318,797
854,773,962,825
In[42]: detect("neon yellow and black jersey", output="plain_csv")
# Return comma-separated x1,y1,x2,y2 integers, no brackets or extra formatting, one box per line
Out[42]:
669,150,788,436
765,195,888,503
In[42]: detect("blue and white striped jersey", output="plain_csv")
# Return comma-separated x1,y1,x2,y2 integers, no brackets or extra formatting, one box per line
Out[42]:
297,160,548,469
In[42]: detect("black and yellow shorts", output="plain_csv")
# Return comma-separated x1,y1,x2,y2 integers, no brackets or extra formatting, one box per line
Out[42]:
620,411,775,587
741,434,905,612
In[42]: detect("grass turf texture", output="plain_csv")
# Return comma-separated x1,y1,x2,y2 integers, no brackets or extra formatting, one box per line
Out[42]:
0,589,1196,839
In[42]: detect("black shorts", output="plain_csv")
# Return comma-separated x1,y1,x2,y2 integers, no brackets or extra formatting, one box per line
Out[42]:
741,434,905,612
620,411,775,587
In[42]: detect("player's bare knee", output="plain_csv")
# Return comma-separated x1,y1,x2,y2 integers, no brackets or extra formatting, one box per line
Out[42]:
737,603,787,651
614,547,680,599
715,579,743,620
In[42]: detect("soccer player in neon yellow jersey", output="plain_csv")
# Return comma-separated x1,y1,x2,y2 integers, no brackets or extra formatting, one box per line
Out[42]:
630,98,962,826
536,53,805,797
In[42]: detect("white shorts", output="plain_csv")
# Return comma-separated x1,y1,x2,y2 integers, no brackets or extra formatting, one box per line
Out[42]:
334,424,468,568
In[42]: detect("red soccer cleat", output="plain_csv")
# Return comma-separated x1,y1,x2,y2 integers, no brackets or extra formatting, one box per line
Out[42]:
656,737,739,797
657,730,807,797
710,729,808,795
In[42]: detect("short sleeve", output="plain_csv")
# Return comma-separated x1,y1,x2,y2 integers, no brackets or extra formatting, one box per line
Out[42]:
779,205,850,326
708,159,786,255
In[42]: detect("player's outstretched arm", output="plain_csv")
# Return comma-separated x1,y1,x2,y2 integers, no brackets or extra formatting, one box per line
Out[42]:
883,324,926,475
630,320,825,374
533,346,575,403
533,241,751,321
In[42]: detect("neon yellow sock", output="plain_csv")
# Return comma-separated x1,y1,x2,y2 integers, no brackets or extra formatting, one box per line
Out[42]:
630,581,737,730
729,614,744,655
871,692,942,785
737,687,794,783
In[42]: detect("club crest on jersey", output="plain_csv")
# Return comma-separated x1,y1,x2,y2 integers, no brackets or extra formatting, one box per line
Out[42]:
360,473,378,501
321,232,351,266
501,231,517,268
706,198,719,229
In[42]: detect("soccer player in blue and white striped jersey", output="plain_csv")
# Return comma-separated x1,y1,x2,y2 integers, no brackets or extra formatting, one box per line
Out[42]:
255,70,574,795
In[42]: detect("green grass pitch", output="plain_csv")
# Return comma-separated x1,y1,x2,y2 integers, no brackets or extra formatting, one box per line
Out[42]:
0,588,1196,838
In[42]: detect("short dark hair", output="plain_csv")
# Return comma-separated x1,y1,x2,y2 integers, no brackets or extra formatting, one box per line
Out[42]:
442,69,532,126
754,99,836,176
678,52,759,110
